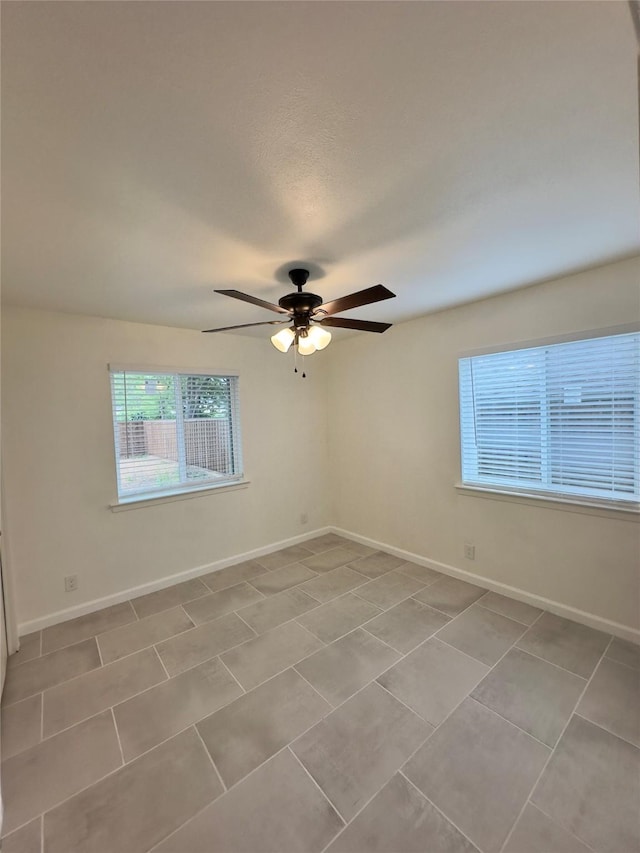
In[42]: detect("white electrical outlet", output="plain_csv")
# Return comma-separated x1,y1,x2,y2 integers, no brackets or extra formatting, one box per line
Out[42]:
300,512,308,525
464,543,475,560
64,574,79,592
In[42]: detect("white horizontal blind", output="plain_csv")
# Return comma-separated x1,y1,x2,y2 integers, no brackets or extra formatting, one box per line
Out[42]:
110,370,242,499
459,332,640,505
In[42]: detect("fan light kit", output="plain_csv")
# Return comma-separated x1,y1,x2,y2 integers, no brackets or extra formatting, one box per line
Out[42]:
203,268,396,374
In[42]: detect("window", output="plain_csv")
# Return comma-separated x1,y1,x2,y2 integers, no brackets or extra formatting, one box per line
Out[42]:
459,332,640,507
110,366,243,501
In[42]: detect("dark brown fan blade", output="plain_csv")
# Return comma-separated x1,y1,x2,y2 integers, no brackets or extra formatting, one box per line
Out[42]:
214,289,290,314
202,320,290,333
319,316,392,333
317,284,395,317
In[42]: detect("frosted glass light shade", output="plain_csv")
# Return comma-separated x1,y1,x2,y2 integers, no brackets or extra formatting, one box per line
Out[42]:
271,327,295,352
297,335,316,356
307,325,332,350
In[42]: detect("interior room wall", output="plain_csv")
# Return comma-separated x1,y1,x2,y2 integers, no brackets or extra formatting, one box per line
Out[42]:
2,307,331,627
326,256,640,632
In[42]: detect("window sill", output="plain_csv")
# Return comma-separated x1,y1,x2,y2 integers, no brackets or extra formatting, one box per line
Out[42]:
455,483,639,521
110,480,250,512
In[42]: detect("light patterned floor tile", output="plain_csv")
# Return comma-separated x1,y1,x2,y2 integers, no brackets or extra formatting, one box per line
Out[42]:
516,611,610,678
326,773,478,853
364,598,450,653
298,567,369,603
42,602,137,654
301,547,366,574
477,591,542,626
155,611,255,676
236,587,319,633
576,655,640,746
412,576,486,617
355,571,425,610
183,582,264,625
472,647,585,747
197,668,330,786
256,545,315,571
296,594,382,644
44,729,222,853
532,715,640,853
131,578,210,619
606,637,640,670
153,749,344,853
378,637,488,726
292,683,430,821
304,533,353,553
503,804,591,853
2,711,122,835
404,698,549,853
346,551,406,579
97,606,194,664
221,621,324,691
113,657,242,760
435,604,527,666
1,693,42,759
7,632,41,670
2,640,101,706
43,647,167,737
1,816,42,853
200,559,268,592
295,629,400,706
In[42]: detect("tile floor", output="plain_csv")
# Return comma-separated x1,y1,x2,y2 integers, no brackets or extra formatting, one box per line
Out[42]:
1,532,639,853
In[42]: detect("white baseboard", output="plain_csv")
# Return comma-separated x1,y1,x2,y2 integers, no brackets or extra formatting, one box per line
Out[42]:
332,527,640,645
19,523,639,646
18,527,332,635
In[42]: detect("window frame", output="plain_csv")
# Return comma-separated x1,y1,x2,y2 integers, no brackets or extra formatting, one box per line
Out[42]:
457,328,640,513
108,363,244,505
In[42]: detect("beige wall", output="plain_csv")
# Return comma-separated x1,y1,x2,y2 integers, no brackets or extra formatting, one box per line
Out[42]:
327,257,640,630
2,308,330,625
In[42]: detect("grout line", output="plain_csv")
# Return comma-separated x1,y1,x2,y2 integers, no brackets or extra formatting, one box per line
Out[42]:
396,566,444,588
216,655,247,695
475,599,541,627
572,711,640,752
399,771,483,853
528,802,600,853
467,694,552,750
509,645,592,680
36,691,44,745
40,813,44,853
374,679,436,728
110,707,126,766
497,634,614,853
287,746,348,825
125,599,139,622
293,667,337,710
193,724,227,792
318,707,440,853
153,646,172,681
231,609,259,636
602,651,640,672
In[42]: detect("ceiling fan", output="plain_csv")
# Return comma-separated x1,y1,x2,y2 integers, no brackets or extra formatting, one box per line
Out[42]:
202,268,395,356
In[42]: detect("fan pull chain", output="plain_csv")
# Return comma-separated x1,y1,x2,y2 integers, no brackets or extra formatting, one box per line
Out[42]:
291,347,307,378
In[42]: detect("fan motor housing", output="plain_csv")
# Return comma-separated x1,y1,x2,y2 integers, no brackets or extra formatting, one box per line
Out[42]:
278,291,323,315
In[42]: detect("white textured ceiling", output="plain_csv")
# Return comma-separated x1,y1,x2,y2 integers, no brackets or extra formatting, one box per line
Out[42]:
2,1,638,337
